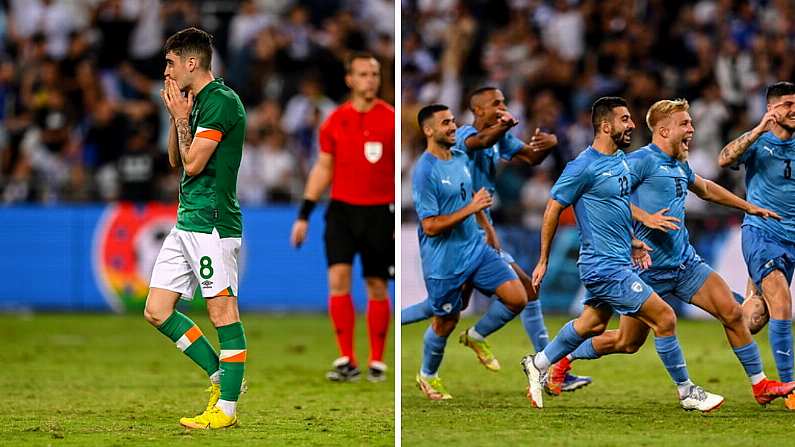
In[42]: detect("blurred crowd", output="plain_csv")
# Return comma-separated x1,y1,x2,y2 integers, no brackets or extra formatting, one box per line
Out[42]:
401,0,795,229
0,0,394,204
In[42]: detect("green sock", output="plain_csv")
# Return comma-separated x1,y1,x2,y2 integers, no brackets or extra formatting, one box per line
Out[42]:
217,322,247,401
157,311,220,377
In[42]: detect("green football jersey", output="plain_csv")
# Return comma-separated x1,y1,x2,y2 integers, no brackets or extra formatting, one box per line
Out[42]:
176,78,246,238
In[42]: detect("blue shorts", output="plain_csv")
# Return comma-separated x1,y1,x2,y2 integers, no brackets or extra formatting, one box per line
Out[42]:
582,269,654,316
742,225,795,289
425,246,518,316
498,249,516,265
639,255,713,304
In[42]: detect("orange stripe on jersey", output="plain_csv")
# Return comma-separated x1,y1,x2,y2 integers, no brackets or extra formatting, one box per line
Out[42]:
221,351,247,363
196,129,223,142
184,325,203,343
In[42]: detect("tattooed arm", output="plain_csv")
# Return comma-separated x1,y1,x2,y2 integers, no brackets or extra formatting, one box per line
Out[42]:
166,118,179,168
161,79,218,176
718,105,783,168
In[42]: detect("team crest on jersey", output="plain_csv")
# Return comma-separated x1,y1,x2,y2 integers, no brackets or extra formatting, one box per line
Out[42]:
364,141,383,163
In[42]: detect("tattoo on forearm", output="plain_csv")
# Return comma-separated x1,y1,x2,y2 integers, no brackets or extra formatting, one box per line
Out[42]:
175,118,193,163
719,131,754,166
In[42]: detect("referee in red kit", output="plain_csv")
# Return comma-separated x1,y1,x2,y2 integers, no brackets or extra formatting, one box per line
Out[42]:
290,52,394,382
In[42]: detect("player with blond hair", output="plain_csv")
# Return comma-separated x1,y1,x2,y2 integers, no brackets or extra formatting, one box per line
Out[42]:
543,99,795,409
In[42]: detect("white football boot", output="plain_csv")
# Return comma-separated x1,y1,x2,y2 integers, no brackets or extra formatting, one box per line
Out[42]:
520,355,545,408
679,384,724,412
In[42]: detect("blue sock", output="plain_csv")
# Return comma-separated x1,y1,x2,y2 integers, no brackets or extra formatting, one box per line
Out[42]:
569,338,601,360
541,321,585,364
732,341,763,379
473,299,518,338
769,319,793,382
401,299,433,325
421,326,448,376
654,335,690,385
521,300,549,352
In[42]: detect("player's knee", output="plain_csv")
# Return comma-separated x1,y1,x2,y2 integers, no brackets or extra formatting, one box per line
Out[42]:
654,312,677,336
499,281,527,312
617,338,643,354
143,305,167,327
432,315,459,336
589,321,608,337
719,303,744,329
365,278,388,299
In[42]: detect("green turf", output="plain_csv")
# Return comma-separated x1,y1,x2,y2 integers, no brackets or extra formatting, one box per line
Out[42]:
402,316,795,446
0,313,394,446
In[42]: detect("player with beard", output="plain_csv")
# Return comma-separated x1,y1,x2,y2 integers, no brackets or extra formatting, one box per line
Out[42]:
411,104,527,400
719,82,795,408
541,99,795,408
521,97,724,411
401,87,590,391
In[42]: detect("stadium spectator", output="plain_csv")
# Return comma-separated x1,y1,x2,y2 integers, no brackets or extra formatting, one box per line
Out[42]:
0,0,394,205
402,0,795,229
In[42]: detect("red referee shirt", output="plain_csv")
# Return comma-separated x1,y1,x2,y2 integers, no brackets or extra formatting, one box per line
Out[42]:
319,99,395,205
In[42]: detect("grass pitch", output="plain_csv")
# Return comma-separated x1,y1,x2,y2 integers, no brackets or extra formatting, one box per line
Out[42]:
402,316,795,446
0,313,394,446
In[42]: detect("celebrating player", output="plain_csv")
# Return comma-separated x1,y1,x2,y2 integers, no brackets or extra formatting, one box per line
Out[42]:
402,87,589,389
143,28,247,429
521,97,723,411
412,103,527,400
290,53,394,382
718,82,795,406
544,99,795,407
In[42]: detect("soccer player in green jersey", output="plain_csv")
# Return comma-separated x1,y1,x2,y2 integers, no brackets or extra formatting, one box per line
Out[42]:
143,27,247,430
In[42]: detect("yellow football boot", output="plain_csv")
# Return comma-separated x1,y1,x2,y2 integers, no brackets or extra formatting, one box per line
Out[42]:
180,407,237,429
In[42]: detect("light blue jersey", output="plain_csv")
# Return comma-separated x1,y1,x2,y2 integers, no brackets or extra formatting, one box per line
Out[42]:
551,146,634,281
412,148,487,280
628,144,697,269
455,125,524,222
737,131,795,242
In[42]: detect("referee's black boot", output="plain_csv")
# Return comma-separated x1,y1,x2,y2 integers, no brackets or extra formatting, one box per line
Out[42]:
326,356,361,382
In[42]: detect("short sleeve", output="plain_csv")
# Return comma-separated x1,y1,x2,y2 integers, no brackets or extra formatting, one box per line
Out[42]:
195,93,239,142
498,132,525,160
412,158,439,219
318,114,336,155
684,162,696,186
550,159,591,207
733,140,758,169
455,125,478,152
625,151,652,190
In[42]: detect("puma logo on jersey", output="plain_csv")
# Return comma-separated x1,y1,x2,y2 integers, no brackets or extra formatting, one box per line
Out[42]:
601,171,612,176
660,165,669,171
441,178,452,185
764,145,774,155
776,349,791,357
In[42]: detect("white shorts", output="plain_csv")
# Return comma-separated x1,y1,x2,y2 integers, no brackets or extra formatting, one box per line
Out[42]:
149,227,241,300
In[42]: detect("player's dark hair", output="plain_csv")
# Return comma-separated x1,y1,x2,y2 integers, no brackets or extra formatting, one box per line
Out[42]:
467,86,499,111
345,51,378,73
591,96,628,132
163,27,213,70
766,82,795,103
417,104,449,130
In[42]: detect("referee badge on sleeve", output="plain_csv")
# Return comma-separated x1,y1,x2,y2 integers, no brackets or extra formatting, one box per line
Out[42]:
364,141,383,163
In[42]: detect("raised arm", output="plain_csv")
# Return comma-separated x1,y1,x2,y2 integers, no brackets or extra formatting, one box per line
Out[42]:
718,105,783,167
464,120,515,151
167,118,179,168
688,174,781,220
512,129,557,165
531,198,566,288
422,188,492,236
